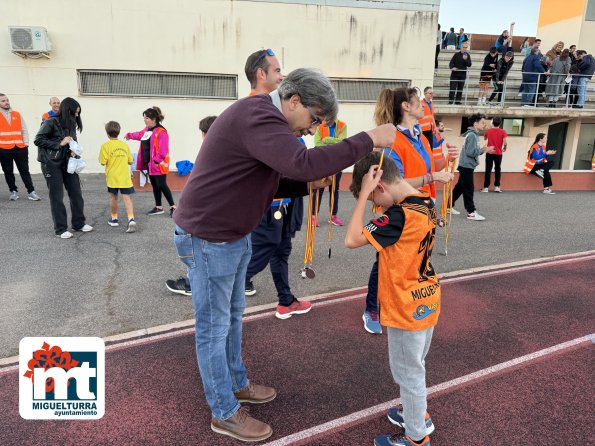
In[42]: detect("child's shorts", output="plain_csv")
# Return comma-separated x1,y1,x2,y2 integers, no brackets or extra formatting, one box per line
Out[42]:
108,187,135,195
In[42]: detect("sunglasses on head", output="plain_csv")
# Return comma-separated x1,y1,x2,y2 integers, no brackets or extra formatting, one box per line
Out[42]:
251,48,275,71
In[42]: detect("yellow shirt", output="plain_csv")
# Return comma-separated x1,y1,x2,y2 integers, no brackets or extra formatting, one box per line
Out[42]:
98,139,133,188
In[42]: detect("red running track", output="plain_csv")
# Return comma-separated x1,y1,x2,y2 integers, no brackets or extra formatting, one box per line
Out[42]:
0,257,593,445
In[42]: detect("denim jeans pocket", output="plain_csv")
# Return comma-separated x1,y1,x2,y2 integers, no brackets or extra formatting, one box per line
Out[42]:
201,238,246,278
174,226,196,269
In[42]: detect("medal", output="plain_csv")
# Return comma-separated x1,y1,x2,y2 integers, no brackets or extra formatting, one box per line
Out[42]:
274,210,282,220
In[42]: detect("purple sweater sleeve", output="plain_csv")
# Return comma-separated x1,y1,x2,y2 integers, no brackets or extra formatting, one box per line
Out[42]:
244,102,373,181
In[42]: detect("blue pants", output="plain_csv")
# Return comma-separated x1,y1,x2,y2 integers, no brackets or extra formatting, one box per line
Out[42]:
521,82,537,106
365,257,379,313
174,226,251,420
246,207,294,306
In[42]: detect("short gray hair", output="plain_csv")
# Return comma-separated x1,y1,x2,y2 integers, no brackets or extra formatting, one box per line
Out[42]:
277,68,338,124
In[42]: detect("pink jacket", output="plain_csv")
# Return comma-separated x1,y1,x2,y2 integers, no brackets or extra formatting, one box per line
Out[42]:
126,126,169,176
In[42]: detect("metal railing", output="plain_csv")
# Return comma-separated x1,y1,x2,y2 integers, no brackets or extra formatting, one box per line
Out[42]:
432,67,594,109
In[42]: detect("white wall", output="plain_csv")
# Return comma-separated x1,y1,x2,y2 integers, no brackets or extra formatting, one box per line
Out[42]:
1,0,438,173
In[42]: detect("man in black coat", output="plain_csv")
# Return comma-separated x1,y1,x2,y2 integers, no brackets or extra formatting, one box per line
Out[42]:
448,42,472,104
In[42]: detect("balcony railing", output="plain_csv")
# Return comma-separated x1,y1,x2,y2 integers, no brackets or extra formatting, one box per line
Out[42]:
432,67,594,110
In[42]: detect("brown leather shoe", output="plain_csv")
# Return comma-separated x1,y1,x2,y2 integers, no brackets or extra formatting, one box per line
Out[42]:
234,382,277,404
211,406,272,442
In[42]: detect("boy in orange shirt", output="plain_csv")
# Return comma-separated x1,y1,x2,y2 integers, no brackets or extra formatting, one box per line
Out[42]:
345,152,439,446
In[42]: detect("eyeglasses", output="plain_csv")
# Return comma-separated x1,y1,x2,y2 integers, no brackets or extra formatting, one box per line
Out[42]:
251,48,275,71
306,106,324,127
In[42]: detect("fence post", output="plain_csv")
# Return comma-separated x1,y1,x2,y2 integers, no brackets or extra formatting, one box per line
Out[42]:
534,74,539,107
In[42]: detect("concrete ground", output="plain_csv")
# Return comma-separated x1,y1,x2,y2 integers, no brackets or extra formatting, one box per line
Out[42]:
0,173,593,358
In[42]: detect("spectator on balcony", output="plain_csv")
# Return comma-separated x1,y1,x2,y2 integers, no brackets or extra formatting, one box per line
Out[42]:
545,49,571,107
521,47,545,106
569,45,578,65
545,41,564,67
520,38,531,56
575,50,595,109
566,64,581,107
457,28,469,49
448,42,472,105
478,47,498,105
495,23,514,55
435,24,442,70
445,27,457,50
488,51,514,105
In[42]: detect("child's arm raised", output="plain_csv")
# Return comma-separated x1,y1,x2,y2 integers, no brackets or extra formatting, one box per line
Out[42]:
345,165,382,249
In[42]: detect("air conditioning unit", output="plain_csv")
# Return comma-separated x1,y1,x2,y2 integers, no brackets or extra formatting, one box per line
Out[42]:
8,26,52,53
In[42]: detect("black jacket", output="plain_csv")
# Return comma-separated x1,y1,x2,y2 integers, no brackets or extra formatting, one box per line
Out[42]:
34,117,77,165
449,51,472,77
496,57,514,81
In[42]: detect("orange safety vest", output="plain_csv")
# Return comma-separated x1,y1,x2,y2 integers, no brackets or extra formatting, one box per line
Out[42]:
318,120,345,139
0,111,26,149
523,143,545,174
392,130,436,198
153,127,170,174
418,99,435,132
431,127,445,162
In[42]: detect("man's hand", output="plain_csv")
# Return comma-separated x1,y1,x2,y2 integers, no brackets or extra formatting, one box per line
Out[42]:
366,123,396,148
433,171,454,183
360,165,382,198
484,145,495,154
311,176,333,189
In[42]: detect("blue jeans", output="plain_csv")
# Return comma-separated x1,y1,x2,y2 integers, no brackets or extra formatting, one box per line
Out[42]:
246,207,294,306
521,82,537,105
174,225,252,420
577,76,589,106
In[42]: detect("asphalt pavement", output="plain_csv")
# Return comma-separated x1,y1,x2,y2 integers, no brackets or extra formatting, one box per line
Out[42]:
0,173,593,358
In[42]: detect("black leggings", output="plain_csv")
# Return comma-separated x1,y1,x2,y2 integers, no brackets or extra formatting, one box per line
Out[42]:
484,154,503,187
149,174,175,207
530,162,553,188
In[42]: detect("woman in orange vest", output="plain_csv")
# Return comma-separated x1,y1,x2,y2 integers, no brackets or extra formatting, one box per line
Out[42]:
125,106,175,216
523,132,557,194
418,87,436,146
34,97,92,238
362,87,455,336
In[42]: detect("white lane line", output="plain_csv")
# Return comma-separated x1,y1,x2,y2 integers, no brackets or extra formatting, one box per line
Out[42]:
2,251,593,368
261,334,594,446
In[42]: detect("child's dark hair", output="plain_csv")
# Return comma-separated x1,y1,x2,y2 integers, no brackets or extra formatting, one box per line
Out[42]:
199,115,217,134
492,116,502,127
468,113,486,127
143,106,164,124
350,151,401,199
105,121,121,138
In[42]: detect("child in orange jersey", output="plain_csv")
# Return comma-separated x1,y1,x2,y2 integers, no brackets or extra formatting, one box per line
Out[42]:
346,152,439,446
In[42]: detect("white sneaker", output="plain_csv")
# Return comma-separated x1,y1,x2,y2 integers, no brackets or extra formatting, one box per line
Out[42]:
28,191,41,201
543,188,556,195
451,208,461,215
480,187,489,193
79,224,94,232
9,191,18,201
57,231,73,239
467,211,486,221
494,187,502,193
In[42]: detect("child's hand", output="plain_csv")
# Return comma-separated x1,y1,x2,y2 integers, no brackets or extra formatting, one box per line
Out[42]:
546,150,557,155
360,165,382,197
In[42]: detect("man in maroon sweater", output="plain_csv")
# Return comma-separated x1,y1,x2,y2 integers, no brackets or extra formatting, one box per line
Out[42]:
173,68,395,442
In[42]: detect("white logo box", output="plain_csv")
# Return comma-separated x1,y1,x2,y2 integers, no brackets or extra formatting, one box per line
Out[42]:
19,337,105,420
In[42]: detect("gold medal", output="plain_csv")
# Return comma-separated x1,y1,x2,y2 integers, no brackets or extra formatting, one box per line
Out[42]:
274,210,282,220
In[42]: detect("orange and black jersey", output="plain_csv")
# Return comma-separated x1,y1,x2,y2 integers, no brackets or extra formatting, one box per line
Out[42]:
363,193,440,331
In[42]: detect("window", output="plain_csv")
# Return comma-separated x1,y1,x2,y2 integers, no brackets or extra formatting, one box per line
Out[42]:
78,70,237,99
330,78,410,103
586,0,595,21
502,118,524,136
